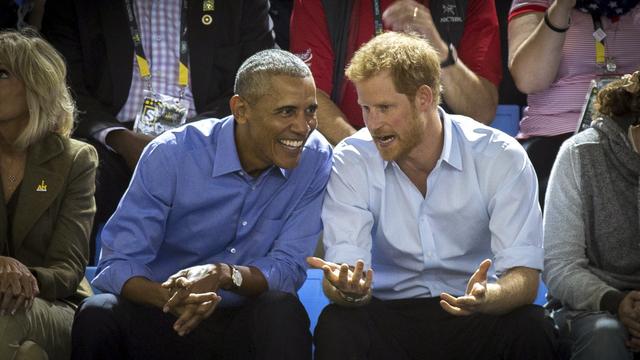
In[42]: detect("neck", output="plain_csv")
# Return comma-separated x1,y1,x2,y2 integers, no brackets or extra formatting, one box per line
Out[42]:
397,109,443,176
0,116,28,154
234,123,269,177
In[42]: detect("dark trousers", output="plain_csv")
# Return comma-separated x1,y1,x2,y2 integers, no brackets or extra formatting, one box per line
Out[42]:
314,297,559,360
520,133,572,210
71,291,312,360
84,137,132,265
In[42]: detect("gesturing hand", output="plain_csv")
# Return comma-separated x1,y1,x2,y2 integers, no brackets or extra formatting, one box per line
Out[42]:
0,256,39,316
161,264,226,336
440,259,492,316
382,0,448,57
307,257,373,299
618,291,640,352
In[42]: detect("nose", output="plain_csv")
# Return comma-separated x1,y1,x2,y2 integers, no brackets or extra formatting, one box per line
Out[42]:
363,109,381,131
291,112,314,135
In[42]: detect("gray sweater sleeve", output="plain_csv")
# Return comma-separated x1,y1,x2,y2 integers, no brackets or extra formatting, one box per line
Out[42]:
542,139,620,311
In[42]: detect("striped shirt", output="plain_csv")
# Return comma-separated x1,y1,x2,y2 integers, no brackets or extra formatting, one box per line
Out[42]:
509,1,640,137
117,0,196,123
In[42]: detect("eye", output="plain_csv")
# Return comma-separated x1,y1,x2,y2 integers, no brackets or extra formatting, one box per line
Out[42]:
378,105,390,113
278,107,295,117
305,105,318,116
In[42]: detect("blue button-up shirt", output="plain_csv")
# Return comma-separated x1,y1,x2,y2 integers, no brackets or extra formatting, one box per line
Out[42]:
93,116,332,305
322,109,543,300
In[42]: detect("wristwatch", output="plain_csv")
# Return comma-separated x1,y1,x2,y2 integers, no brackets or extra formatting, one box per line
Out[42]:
440,43,458,68
228,264,243,289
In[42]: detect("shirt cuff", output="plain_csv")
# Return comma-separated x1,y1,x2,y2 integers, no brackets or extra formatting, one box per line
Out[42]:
96,127,128,152
600,290,626,315
324,244,371,269
493,245,544,275
248,257,305,295
91,261,154,295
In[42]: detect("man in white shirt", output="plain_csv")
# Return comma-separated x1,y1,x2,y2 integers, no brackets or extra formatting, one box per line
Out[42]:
309,31,558,360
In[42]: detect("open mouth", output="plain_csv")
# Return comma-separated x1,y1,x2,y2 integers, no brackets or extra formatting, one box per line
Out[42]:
278,138,304,150
373,135,396,146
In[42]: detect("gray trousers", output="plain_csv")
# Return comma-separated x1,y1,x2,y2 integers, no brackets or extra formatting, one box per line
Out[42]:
0,298,75,360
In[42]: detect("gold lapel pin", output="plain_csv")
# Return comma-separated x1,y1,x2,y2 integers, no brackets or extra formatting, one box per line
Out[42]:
36,180,48,192
202,14,213,26
203,0,214,12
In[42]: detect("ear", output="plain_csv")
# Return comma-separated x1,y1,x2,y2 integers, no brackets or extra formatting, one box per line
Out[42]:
230,95,250,124
414,84,434,112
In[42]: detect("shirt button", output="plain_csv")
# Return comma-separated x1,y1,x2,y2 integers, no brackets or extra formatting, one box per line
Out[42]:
427,252,433,258
230,248,237,254
241,221,247,226
238,171,244,176
251,185,256,190
156,36,163,42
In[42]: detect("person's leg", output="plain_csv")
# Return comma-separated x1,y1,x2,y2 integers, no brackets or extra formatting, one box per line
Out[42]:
72,293,230,360
314,299,413,360
556,310,633,360
223,291,312,360
0,297,75,360
85,139,132,265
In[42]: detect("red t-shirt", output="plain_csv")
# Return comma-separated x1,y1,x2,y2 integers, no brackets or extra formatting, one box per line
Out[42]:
290,0,502,128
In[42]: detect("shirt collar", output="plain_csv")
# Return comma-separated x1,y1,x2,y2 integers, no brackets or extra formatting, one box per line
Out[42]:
211,116,290,179
382,107,462,171
439,107,462,171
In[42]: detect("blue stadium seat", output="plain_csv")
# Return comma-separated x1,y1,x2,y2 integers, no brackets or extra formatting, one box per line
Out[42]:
535,280,548,306
490,104,521,137
298,269,329,332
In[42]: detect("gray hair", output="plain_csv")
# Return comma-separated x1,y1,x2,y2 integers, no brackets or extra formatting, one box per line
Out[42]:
234,49,311,103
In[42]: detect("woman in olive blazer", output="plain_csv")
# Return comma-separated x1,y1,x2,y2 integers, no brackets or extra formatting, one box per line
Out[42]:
0,30,97,360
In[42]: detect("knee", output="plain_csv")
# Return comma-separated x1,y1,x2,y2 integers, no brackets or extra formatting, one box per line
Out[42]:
315,304,366,343
253,291,309,329
574,315,628,352
72,294,120,341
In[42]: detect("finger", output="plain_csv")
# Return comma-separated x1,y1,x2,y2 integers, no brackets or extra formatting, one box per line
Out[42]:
8,275,22,296
10,295,26,315
307,256,333,270
173,277,192,289
203,296,222,319
470,282,486,298
439,299,471,316
337,264,350,290
628,326,640,338
181,298,221,335
320,265,336,283
163,288,190,313
0,290,14,314
363,269,374,291
627,336,640,351
19,275,32,299
351,260,365,286
179,292,219,305
173,304,197,335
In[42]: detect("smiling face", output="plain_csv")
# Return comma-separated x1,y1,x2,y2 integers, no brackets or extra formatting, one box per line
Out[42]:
355,71,427,162
234,75,318,175
0,67,29,129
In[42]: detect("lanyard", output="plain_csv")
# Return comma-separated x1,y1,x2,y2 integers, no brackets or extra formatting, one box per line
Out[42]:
372,0,384,36
124,0,190,91
591,14,607,69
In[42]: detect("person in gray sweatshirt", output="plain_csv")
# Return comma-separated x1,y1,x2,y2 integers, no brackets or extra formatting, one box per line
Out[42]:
544,70,640,360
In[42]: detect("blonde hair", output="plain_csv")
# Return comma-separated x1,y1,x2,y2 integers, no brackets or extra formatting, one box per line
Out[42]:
346,31,442,104
0,29,75,149
595,71,640,120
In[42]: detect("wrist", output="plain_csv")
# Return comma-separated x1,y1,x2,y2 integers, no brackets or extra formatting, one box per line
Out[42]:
547,2,572,29
216,263,234,290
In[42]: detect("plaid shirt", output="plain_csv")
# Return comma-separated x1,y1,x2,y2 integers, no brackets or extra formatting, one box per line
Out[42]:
117,0,196,123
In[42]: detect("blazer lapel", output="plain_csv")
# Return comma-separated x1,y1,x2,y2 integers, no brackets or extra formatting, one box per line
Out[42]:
12,136,65,251
0,190,7,255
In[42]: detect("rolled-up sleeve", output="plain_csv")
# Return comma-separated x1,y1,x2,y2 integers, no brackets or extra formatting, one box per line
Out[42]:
92,142,176,294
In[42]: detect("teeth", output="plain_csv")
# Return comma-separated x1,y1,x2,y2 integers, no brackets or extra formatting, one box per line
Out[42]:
376,135,395,144
280,139,303,148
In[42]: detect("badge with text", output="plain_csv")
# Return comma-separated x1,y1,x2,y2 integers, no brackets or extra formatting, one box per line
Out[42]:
576,76,620,133
133,90,189,136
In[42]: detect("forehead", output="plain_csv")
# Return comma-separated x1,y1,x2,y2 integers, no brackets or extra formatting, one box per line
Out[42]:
355,71,403,104
259,75,316,104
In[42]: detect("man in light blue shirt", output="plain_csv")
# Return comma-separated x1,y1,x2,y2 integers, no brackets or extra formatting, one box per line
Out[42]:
71,49,332,360
309,32,558,359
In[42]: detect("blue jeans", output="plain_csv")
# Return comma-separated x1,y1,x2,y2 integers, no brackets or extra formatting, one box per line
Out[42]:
553,308,635,360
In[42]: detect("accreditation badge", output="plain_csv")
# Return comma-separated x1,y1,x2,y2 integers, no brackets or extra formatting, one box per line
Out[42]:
576,75,620,133
133,90,189,136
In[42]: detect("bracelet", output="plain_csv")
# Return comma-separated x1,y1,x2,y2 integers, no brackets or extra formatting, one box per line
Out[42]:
337,288,371,304
544,11,570,33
